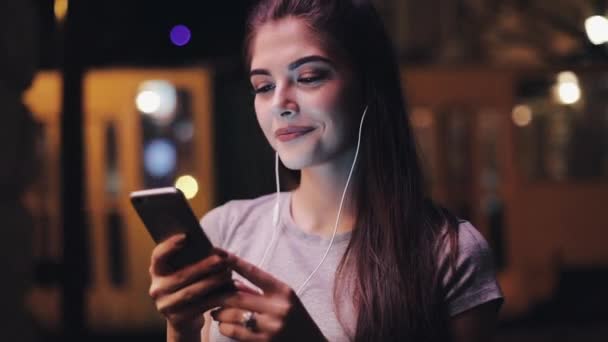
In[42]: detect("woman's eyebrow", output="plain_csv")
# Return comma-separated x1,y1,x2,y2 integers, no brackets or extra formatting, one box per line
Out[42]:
250,69,270,77
287,55,333,70
249,55,334,77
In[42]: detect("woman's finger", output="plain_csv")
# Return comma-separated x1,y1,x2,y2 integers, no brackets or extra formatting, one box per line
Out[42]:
211,307,281,334
155,269,233,314
149,234,186,275
149,253,229,298
218,322,268,342
234,279,263,295
227,253,286,294
221,290,287,317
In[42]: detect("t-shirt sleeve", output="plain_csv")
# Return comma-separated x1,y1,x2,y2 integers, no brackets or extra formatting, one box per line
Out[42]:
438,221,504,316
199,202,232,248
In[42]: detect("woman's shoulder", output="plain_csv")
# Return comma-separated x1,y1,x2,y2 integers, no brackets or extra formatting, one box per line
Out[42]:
199,192,282,246
454,221,491,255
436,220,495,275
201,192,278,223
436,220,504,316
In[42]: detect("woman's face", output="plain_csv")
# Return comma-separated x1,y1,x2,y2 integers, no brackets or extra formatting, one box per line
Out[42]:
249,17,360,170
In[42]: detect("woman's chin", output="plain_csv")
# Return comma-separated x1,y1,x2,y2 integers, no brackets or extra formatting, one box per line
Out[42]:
280,158,308,170
278,153,315,170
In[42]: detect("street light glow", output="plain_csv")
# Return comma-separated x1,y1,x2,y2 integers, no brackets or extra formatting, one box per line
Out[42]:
585,15,608,45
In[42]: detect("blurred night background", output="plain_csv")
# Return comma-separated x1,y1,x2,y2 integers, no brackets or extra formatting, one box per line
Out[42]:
1,0,608,341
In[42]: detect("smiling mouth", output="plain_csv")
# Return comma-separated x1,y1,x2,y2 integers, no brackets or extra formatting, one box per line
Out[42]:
275,127,315,142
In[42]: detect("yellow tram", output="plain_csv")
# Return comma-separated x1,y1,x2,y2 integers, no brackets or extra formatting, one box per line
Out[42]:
21,65,608,332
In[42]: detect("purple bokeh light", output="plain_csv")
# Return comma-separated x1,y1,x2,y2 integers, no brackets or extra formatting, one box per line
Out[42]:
170,25,191,46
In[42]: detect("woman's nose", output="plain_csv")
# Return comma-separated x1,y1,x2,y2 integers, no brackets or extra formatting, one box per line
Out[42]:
272,84,299,118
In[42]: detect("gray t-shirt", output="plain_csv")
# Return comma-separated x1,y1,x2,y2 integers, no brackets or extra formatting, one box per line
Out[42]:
200,192,503,341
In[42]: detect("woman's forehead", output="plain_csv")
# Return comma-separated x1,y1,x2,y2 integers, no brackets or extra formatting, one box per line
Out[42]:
250,17,331,70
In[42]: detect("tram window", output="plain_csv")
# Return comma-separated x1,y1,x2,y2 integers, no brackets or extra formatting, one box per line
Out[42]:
478,109,505,270
411,106,506,269
411,107,438,188
411,106,475,221
105,124,120,196
139,83,197,191
441,107,474,220
27,121,63,286
514,71,608,182
104,123,126,286
106,208,126,286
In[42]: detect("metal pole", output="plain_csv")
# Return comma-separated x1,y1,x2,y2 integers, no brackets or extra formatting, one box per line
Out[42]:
60,0,88,338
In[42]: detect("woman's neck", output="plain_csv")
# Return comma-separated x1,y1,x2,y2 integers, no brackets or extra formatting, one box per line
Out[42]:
290,148,358,238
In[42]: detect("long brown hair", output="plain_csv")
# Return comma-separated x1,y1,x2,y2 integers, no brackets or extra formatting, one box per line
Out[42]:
245,1,460,341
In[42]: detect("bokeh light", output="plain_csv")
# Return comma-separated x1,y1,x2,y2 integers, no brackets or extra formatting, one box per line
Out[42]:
143,139,177,178
554,71,582,105
554,71,581,105
512,105,533,127
136,80,177,125
54,0,68,22
410,107,434,129
175,175,199,199
170,25,192,47
585,15,608,45
557,71,579,84
174,121,195,142
136,90,161,114
557,82,581,105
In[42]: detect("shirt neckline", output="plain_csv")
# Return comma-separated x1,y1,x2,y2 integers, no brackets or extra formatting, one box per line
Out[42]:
279,191,353,244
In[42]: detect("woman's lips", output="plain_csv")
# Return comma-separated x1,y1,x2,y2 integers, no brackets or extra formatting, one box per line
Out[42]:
274,126,315,142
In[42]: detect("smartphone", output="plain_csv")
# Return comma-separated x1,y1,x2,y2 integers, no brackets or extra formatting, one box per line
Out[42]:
129,187,215,269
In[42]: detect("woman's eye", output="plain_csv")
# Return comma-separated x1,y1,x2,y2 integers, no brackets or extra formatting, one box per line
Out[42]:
253,84,275,94
298,71,329,84
298,76,322,83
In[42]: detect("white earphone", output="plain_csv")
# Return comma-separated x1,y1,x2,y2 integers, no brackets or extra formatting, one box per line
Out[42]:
257,105,368,296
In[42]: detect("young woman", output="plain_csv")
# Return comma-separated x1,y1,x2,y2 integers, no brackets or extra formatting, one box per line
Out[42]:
148,1,504,341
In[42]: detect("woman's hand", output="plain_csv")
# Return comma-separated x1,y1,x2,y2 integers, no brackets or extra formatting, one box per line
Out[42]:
210,254,327,342
148,234,234,335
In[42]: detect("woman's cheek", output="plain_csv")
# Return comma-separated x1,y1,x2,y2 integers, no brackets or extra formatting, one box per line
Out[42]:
255,111,276,148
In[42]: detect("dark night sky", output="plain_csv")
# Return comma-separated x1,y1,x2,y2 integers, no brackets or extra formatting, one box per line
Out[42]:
37,0,254,69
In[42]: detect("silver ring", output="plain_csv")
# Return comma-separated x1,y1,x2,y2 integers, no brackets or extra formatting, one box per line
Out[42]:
241,311,257,331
